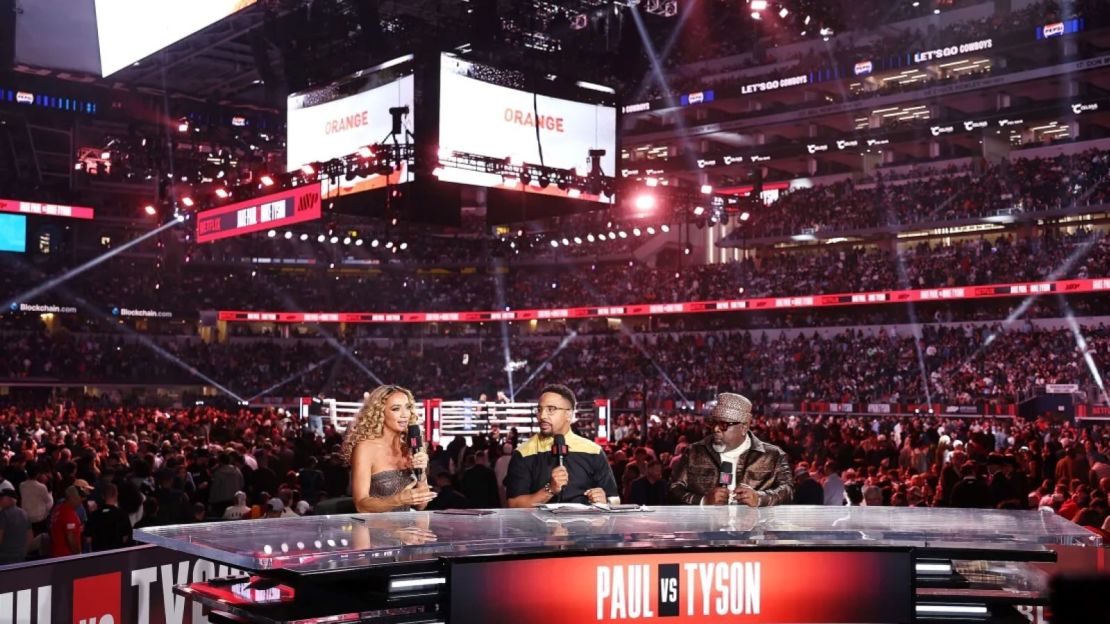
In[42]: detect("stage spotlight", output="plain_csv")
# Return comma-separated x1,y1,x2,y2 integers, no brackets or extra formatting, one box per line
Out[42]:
538,174,551,189
100,151,111,160
267,230,277,238
215,188,229,199
181,197,195,207
608,232,617,240
399,242,408,250
700,184,713,194
386,241,394,249
300,234,309,241
779,7,789,18
260,174,275,187
521,170,533,185
562,238,570,246
301,164,316,177
568,188,582,198
751,11,761,20
645,177,658,187
693,206,705,216
343,237,352,245
740,211,751,221
329,236,339,244
371,239,380,247
355,239,364,246
660,224,671,232
284,231,293,240
178,119,189,132
587,234,596,242
633,228,642,236
618,231,628,239
646,226,656,235
317,234,326,242
573,236,582,245
634,194,656,210
550,240,559,248
358,146,374,158
751,0,767,10
143,205,157,216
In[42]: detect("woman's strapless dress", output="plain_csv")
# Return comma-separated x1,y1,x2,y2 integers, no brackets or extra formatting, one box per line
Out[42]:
370,469,415,512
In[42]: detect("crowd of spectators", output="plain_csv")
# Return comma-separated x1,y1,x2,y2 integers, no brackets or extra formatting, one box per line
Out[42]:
2,321,1108,409
4,225,1107,315
1,400,1107,565
739,150,1110,239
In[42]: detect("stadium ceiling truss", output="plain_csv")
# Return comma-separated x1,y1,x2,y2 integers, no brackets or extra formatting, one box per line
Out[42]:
103,5,280,108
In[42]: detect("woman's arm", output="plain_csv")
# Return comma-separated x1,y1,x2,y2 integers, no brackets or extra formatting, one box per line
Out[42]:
410,451,431,510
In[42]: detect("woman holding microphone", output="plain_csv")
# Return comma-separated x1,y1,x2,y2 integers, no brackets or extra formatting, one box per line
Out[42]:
343,385,436,512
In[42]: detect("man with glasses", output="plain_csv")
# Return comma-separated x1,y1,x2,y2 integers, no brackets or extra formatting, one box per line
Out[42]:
668,393,793,506
505,384,618,507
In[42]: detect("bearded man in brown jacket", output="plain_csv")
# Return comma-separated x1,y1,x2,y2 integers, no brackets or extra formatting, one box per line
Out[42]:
668,393,793,507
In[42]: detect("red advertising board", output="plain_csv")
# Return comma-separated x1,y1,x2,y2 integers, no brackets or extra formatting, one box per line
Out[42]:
195,183,322,243
450,549,913,624
0,198,95,220
216,277,1110,325
0,545,235,624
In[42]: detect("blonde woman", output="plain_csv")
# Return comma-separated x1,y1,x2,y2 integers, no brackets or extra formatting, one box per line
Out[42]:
342,385,436,512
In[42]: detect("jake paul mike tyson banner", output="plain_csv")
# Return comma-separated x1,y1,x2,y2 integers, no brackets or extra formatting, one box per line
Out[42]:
450,549,913,624
0,545,242,624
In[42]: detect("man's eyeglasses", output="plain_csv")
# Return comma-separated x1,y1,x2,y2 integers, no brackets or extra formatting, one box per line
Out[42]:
711,420,748,431
536,405,573,415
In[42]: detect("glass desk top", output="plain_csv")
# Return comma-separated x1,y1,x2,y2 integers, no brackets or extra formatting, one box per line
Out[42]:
135,506,1100,575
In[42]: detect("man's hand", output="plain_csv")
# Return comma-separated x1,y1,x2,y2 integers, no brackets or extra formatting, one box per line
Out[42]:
549,466,569,494
585,488,607,504
705,486,731,505
734,485,760,507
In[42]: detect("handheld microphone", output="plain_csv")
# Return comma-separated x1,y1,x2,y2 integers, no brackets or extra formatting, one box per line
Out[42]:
552,434,568,467
719,461,734,488
407,424,424,480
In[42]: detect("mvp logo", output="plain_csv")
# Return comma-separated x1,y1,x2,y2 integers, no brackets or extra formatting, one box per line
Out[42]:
296,191,320,214
73,572,121,624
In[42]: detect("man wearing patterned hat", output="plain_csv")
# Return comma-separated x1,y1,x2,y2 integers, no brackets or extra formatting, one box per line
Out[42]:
668,393,793,506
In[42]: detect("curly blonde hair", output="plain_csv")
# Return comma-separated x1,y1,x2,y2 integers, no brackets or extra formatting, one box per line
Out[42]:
341,385,419,464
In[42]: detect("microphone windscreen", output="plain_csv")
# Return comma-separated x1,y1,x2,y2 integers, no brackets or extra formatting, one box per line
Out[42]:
719,461,734,486
552,434,568,456
407,425,422,451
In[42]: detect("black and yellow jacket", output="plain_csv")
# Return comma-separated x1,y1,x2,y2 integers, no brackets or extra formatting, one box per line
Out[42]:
504,431,618,503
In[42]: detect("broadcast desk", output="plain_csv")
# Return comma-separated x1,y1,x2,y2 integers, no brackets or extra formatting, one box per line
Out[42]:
136,506,1100,624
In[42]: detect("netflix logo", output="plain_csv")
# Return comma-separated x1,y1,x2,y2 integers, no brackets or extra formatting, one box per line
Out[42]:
72,572,121,624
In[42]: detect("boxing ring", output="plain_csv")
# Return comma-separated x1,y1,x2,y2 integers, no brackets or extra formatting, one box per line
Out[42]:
315,397,612,446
